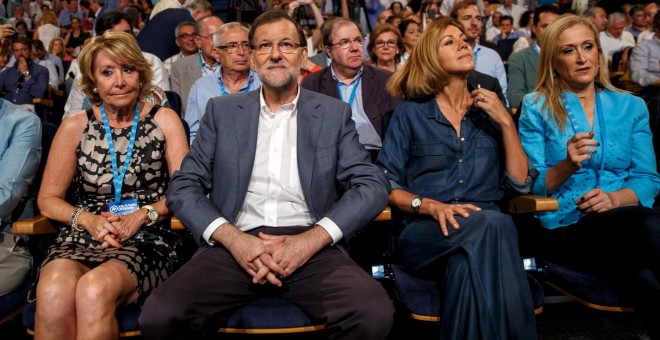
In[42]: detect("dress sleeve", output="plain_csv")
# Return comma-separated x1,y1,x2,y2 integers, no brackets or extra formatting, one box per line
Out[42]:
376,103,411,191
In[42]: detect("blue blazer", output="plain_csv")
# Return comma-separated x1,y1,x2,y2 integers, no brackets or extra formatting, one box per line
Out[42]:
167,88,390,246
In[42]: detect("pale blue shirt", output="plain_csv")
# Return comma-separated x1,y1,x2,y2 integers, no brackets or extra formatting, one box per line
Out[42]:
474,43,509,107
185,68,262,143
330,66,382,150
631,36,660,87
0,99,41,230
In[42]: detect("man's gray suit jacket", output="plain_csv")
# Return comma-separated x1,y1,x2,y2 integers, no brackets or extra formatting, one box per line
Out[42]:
169,52,203,117
167,88,390,247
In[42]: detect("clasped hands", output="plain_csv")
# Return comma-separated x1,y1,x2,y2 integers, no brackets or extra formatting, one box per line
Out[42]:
565,132,615,213
78,211,145,249
228,230,318,287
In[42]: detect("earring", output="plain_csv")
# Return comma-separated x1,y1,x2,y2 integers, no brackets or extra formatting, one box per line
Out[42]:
139,82,143,87
92,88,97,93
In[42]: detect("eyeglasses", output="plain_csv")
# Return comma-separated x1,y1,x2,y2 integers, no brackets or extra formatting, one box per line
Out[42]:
197,34,213,40
327,37,364,49
374,40,397,48
216,42,251,53
253,41,302,55
177,33,195,39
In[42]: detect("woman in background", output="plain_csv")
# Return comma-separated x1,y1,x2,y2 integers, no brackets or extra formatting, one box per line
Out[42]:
367,23,404,73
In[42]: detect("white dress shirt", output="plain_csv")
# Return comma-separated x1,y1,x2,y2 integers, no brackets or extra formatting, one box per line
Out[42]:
202,87,342,245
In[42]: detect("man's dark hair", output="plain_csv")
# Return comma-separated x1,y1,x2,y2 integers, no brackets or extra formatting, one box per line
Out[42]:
500,15,514,25
450,0,478,20
248,10,307,48
655,11,660,30
533,5,564,26
96,10,133,36
321,17,364,47
519,10,533,27
13,36,32,49
32,39,45,51
629,4,644,18
80,0,90,9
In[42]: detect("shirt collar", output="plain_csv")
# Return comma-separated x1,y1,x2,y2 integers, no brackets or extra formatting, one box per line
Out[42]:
259,86,301,118
330,65,363,85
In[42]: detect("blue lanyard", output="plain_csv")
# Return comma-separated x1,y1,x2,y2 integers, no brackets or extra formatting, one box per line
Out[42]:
219,73,254,96
336,76,361,107
100,103,140,203
532,41,540,55
473,46,479,64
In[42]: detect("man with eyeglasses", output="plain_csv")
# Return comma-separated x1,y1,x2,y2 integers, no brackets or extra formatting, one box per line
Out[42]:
140,10,393,339
451,0,509,106
163,21,198,76
170,15,223,117
301,17,403,162
185,22,262,143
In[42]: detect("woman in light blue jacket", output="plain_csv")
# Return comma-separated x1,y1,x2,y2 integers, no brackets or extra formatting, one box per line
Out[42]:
518,15,660,338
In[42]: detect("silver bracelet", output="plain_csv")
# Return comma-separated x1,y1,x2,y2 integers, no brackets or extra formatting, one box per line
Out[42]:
70,207,88,233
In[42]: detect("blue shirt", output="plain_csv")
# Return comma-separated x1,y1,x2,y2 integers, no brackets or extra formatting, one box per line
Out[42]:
376,96,534,209
57,9,85,27
474,43,509,107
331,66,381,150
185,69,262,143
0,99,41,230
45,53,64,83
0,62,49,105
518,88,660,229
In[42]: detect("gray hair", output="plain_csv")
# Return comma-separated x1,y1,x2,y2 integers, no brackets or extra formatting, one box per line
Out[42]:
213,22,248,48
175,21,196,37
186,0,213,13
608,12,627,25
583,6,603,18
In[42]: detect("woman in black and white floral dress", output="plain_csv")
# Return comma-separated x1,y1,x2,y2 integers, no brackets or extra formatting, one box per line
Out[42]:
33,30,189,339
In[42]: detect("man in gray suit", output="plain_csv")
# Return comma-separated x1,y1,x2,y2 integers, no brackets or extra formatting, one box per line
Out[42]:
140,10,394,340
169,15,223,117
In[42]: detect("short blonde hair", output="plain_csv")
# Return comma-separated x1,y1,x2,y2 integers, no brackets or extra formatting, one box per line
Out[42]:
534,14,619,129
48,37,64,55
77,30,153,105
387,17,465,98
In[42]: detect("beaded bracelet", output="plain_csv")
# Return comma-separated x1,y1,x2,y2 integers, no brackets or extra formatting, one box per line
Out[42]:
69,206,88,233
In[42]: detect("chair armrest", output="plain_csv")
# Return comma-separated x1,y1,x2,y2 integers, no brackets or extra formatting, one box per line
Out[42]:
508,195,558,214
12,215,57,235
33,98,54,108
374,206,392,222
170,217,185,231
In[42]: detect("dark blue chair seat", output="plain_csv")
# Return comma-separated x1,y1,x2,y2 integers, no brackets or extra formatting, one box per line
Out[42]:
0,278,34,324
392,264,545,323
543,261,635,312
221,297,325,334
23,296,324,336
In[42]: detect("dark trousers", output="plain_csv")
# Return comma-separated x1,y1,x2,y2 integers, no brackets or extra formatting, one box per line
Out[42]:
139,226,394,339
534,206,660,339
397,209,537,340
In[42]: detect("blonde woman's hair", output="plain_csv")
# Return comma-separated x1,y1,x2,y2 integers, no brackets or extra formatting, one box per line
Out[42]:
77,30,153,105
387,17,466,99
534,14,619,129
41,11,59,26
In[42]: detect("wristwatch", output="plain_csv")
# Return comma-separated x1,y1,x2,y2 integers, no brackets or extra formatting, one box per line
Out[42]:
411,196,423,214
143,205,158,226
22,70,30,77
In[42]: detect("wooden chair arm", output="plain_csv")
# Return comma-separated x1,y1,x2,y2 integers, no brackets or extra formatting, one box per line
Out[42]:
32,98,54,108
13,215,188,235
374,206,391,222
508,194,558,214
12,215,56,235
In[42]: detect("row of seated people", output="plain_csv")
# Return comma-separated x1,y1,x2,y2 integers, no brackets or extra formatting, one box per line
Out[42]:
2,9,660,340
